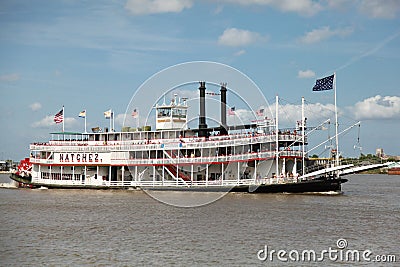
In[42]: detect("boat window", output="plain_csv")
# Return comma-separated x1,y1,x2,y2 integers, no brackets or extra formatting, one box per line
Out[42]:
157,108,171,117
172,108,187,118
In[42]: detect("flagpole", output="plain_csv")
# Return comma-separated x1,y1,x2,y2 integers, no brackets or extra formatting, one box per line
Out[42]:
137,109,140,129
275,95,279,179
334,72,339,171
112,110,115,132
109,109,112,132
62,105,65,133
301,96,305,177
84,110,87,133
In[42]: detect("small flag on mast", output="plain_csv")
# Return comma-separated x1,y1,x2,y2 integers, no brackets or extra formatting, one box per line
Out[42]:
228,106,235,116
79,110,86,118
54,109,63,124
206,92,220,96
312,74,334,91
132,109,138,118
256,108,264,116
104,109,112,119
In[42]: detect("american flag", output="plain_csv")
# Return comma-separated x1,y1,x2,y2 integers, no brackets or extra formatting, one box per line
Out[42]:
54,109,63,124
228,106,235,116
132,108,139,118
256,108,264,116
312,74,334,91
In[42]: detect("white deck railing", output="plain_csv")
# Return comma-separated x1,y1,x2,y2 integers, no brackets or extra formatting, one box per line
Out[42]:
30,133,306,152
30,177,300,188
30,150,303,165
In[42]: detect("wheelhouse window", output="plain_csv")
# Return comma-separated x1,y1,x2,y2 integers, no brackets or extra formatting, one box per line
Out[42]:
157,108,171,117
172,108,187,118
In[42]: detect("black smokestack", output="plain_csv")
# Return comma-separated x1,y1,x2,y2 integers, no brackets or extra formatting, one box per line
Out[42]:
220,83,228,135
198,81,208,137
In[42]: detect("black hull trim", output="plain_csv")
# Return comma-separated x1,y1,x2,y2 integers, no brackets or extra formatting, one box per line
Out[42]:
146,178,348,193
10,173,347,193
238,178,347,193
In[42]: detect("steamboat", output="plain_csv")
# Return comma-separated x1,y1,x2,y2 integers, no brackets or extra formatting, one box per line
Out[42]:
11,80,388,193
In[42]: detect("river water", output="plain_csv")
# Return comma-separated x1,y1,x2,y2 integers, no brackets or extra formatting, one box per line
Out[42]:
0,173,399,266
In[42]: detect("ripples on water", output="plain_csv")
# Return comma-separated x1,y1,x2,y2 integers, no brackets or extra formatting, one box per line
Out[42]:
1,174,399,266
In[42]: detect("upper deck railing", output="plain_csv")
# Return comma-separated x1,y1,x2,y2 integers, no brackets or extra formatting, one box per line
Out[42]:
30,150,303,165
30,132,306,152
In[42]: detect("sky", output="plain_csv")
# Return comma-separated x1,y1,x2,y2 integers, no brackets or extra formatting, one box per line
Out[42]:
0,0,399,160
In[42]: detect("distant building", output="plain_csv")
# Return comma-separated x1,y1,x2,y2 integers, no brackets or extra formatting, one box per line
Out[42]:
386,155,400,161
376,148,384,158
0,160,8,171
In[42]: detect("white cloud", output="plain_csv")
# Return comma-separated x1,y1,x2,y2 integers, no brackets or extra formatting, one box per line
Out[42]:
220,0,400,18
298,69,315,78
125,0,193,15
32,116,55,128
29,102,42,111
259,96,400,125
298,26,353,44
234,49,246,56
115,113,138,127
349,95,400,120
326,0,352,10
227,108,255,125
271,0,323,16
32,116,77,128
218,28,265,47
358,0,400,19
220,0,323,16
277,102,337,125
213,5,224,15
0,73,20,82
115,113,126,126
225,102,337,127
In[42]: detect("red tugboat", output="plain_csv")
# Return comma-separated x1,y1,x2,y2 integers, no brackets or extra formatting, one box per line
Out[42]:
10,158,36,188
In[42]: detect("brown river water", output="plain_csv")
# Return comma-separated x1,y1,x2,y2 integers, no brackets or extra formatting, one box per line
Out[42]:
1,174,399,266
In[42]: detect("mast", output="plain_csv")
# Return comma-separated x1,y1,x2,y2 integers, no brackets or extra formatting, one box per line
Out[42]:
137,108,140,129
275,95,279,178
62,105,65,133
334,72,339,170
112,109,115,132
84,110,87,133
109,109,112,132
301,97,305,177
